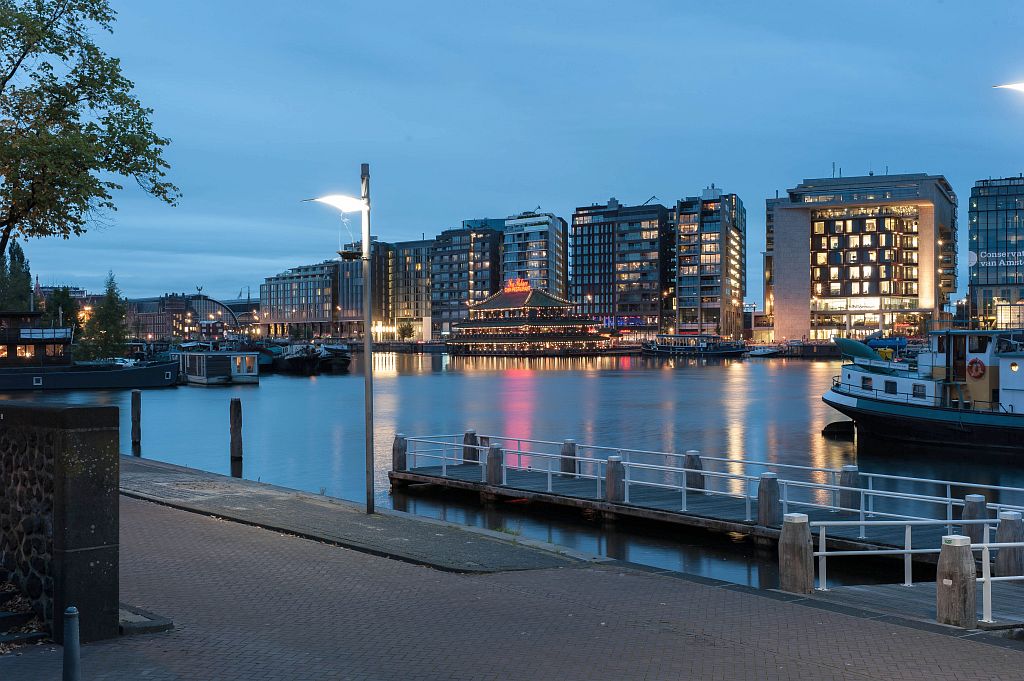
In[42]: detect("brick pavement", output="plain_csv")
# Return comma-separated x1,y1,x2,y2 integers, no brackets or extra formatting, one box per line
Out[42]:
2,497,1024,680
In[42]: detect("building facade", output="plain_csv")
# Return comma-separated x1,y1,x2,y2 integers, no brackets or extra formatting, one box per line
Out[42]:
569,198,672,337
391,239,434,340
968,177,1024,326
501,211,568,298
259,261,340,337
430,226,503,334
771,173,957,341
673,187,746,338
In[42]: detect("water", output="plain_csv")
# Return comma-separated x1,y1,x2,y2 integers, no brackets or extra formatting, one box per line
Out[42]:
8,354,1015,587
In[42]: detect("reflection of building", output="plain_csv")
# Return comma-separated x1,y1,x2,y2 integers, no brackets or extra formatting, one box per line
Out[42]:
569,197,672,338
673,187,746,338
501,211,568,298
125,294,241,341
770,174,957,340
448,278,610,355
391,239,434,340
430,226,503,334
969,177,1024,325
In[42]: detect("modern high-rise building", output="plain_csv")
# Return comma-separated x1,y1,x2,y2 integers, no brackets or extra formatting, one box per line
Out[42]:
259,260,340,337
569,198,672,337
763,196,784,320
968,177,1024,326
501,211,568,297
672,187,746,338
391,238,434,339
339,239,393,336
770,173,957,341
430,226,502,334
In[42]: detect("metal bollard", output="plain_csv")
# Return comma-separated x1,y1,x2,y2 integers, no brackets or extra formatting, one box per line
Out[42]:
130,389,142,456
63,606,81,681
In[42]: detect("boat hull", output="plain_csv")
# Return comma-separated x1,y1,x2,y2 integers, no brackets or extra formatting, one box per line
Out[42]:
823,388,1024,454
642,346,747,357
0,361,179,391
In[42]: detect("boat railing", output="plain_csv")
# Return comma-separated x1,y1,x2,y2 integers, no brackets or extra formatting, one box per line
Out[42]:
831,376,1013,413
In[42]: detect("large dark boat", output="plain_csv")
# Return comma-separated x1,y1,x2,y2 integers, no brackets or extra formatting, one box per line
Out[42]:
641,334,747,357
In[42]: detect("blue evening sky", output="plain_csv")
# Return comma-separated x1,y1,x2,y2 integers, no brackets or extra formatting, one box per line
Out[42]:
23,0,1024,305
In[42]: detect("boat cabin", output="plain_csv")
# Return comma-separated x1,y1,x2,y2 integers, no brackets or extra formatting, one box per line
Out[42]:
0,311,72,368
171,344,259,385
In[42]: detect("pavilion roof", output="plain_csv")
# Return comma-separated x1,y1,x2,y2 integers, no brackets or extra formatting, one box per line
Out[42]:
471,287,573,311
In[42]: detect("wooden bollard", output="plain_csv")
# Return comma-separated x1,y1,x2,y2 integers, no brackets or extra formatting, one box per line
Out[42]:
230,398,243,478
778,513,814,594
485,443,504,486
684,450,705,491
605,456,624,503
936,535,977,629
838,464,860,511
560,439,577,476
995,511,1024,577
757,472,781,527
463,430,479,463
392,433,407,472
130,389,142,456
961,494,988,544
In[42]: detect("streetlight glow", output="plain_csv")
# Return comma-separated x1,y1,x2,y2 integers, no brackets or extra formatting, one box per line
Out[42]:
995,82,1024,92
310,194,368,213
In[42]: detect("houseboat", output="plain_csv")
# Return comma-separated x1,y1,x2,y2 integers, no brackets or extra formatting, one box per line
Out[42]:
823,330,1024,453
641,334,747,357
172,344,260,385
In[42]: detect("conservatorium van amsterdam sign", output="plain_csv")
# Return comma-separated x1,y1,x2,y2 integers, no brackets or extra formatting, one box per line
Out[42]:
973,251,1024,267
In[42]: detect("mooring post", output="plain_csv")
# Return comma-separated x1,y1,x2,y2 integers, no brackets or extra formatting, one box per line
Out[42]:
392,433,407,472
757,472,781,527
778,513,814,594
605,456,624,503
486,443,504,486
936,534,977,629
463,430,479,463
995,511,1024,577
838,464,859,510
560,439,577,476
130,389,141,456
683,450,705,492
230,398,243,478
62,606,81,681
961,494,988,544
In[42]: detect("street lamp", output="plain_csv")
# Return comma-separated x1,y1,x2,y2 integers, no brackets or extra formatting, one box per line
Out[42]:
308,163,375,514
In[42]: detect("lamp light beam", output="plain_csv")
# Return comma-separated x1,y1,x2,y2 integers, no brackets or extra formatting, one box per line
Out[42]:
995,83,1024,92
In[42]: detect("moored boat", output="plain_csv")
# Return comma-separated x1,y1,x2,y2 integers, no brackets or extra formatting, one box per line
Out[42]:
642,334,747,357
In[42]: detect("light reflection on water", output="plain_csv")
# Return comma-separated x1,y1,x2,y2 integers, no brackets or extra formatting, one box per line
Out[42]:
8,354,1019,587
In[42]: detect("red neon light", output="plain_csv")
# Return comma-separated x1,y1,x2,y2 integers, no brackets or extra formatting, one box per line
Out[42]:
504,278,531,293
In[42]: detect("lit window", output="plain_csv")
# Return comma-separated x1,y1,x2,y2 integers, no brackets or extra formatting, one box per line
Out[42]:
849,235,861,248
16,345,34,358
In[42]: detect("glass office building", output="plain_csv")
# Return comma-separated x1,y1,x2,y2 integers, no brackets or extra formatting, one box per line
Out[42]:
968,177,1024,325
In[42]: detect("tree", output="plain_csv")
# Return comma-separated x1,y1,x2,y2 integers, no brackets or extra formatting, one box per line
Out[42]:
42,285,80,335
396,321,414,340
0,0,179,257
79,271,125,359
0,240,31,310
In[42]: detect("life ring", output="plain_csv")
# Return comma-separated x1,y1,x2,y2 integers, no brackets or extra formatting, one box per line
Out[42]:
967,358,986,379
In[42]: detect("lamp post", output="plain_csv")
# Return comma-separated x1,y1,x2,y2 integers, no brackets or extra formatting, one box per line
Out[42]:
309,163,375,514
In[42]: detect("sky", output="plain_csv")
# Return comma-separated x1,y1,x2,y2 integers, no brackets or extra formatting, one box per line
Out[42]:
22,0,1024,305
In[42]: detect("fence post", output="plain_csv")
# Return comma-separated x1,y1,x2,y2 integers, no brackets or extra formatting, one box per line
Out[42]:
462,430,479,463
961,494,987,544
560,439,577,476
130,389,141,456
995,510,1024,577
230,398,242,478
605,456,624,503
485,443,503,485
392,434,407,472
778,513,814,594
683,449,705,491
936,535,977,629
838,464,859,510
62,606,81,681
757,472,781,527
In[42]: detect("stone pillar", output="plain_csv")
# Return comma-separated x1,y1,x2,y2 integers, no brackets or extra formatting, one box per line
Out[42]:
683,450,705,491
605,456,624,504
936,535,977,629
838,464,860,511
757,472,781,527
130,390,141,456
995,511,1024,578
560,439,577,476
230,398,243,479
778,513,814,594
961,494,987,544
462,430,479,463
392,434,407,472
486,443,504,486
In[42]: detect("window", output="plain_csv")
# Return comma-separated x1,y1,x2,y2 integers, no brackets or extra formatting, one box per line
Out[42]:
849,235,861,248
813,221,825,234
884,380,897,395
16,345,34,358
861,376,873,390
0,346,7,358
816,252,827,265
865,219,877,232
969,335,991,353
912,384,926,399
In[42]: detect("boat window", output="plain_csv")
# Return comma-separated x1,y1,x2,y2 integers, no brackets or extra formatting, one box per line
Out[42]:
245,356,256,372
861,376,873,391
969,335,991,353
16,345,34,358
884,380,897,395
912,384,926,398
0,346,7,359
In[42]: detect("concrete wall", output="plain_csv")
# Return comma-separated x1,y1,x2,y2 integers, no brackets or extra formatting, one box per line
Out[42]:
771,206,812,341
0,402,120,643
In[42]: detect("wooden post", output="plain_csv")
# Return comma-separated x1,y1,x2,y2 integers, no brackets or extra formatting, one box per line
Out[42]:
757,472,781,527
778,513,814,594
392,434,407,472
230,398,243,478
486,443,504,486
463,430,479,463
683,450,705,491
995,511,1024,577
936,534,977,629
605,456,624,504
838,464,859,510
560,439,577,476
130,390,142,456
961,494,987,544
